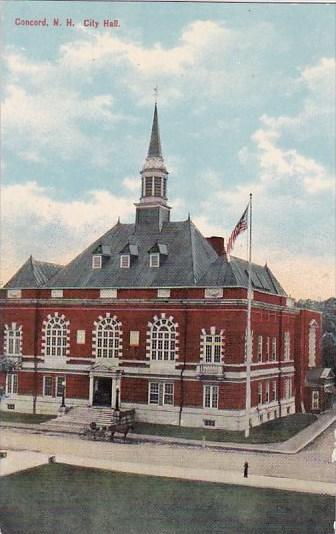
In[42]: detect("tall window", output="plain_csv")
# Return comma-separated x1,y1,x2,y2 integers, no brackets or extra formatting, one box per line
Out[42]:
154,176,162,196
265,381,270,403
271,337,277,361
6,374,18,394
43,314,69,357
285,378,292,399
272,380,277,401
203,385,218,409
284,332,291,361
149,382,174,405
308,321,317,367
150,316,176,361
43,376,53,396
4,324,22,355
150,253,160,268
202,329,223,364
258,383,263,405
95,316,121,359
266,337,270,360
257,336,263,362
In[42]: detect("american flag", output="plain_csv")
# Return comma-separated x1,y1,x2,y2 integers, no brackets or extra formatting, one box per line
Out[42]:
227,205,249,255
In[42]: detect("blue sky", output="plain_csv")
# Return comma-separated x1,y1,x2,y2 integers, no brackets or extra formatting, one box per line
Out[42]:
2,1,335,299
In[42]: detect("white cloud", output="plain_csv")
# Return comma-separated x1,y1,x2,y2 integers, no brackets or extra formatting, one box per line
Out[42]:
122,176,139,192
1,181,135,285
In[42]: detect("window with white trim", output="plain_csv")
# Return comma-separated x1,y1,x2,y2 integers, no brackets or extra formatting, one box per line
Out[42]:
257,335,263,362
149,382,174,406
56,377,66,397
4,324,22,355
272,380,277,401
120,255,130,269
6,374,18,394
95,317,121,359
44,376,53,397
150,253,160,268
271,337,277,361
150,317,176,361
284,331,291,361
203,385,218,409
308,321,317,367
265,381,270,403
203,332,222,364
285,378,292,399
92,255,102,269
258,383,263,405
44,315,68,357
266,337,270,360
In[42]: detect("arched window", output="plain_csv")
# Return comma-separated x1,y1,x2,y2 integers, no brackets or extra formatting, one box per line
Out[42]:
42,313,69,357
149,314,177,361
4,323,22,356
200,327,224,364
93,314,122,359
308,320,318,367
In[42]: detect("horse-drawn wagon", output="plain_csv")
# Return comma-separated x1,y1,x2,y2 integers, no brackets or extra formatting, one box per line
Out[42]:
80,409,135,442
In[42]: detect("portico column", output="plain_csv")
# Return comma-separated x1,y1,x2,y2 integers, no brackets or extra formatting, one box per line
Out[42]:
89,374,94,406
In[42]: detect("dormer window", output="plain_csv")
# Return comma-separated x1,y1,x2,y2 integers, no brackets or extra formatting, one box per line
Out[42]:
119,243,138,269
92,255,102,269
148,243,168,268
120,255,130,269
150,253,160,268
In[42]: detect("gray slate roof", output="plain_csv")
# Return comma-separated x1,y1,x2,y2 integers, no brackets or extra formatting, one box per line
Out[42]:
4,256,63,289
21,218,286,294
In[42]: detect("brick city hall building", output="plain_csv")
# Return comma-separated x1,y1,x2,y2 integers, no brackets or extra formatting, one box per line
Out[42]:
0,104,331,429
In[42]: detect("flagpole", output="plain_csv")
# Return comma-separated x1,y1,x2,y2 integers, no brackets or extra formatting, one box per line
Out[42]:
245,193,253,438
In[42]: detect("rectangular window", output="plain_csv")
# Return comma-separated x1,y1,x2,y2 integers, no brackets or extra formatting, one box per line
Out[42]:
145,177,153,196
203,385,219,409
120,255,130,268
312,390,319,410
272,380,277,401
150,253,160,268
258,383,263,405
257,335,263,362
265,382,270,403
157,288,171,298
271,337,277,361
100,289,117,298
56,377,66,397
284,332,291,361
6,374,18,394
76,330,86,344
51,289,63,298
285,378,292,399
154,177,161,196
266,337,270,360
7,289,22,299
92,255,102,269
129,331,140,346
44,376,53,397
149,382,174,406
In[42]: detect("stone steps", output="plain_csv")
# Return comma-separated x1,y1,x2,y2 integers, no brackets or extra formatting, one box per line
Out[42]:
43,406,116,430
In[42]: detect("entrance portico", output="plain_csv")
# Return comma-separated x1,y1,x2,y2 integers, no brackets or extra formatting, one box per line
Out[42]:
89,362,122,409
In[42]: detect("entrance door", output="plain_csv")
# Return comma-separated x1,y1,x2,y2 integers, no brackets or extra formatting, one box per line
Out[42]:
93,377,112,406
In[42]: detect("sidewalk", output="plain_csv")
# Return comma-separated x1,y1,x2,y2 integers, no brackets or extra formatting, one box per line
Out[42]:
1,409,335,454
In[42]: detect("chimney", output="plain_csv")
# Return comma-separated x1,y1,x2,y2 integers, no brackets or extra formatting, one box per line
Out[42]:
206,236,227,259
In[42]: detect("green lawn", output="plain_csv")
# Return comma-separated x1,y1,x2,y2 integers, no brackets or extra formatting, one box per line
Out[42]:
0,411,56,424
133,413,317,443
0,464,332,534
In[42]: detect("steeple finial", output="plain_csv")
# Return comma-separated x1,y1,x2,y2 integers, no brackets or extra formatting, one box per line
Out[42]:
147,101,162,158
154,85,159,104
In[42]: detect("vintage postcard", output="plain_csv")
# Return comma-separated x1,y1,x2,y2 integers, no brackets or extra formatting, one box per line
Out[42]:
1,1,335,533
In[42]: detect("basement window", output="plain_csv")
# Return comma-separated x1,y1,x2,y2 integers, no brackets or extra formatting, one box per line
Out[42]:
203,419,216,427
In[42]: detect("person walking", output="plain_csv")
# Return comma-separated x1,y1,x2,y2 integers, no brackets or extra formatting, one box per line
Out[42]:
244,461,249,478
